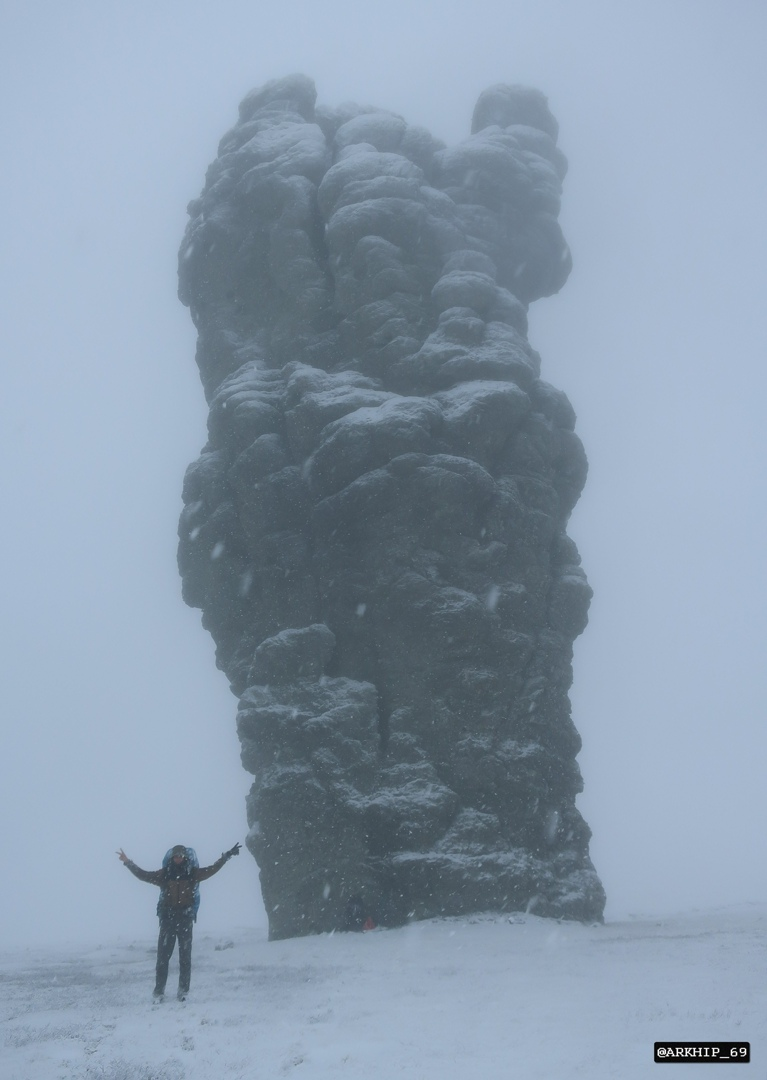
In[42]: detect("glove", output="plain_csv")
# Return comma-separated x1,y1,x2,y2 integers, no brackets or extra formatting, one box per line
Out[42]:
224,842,241,860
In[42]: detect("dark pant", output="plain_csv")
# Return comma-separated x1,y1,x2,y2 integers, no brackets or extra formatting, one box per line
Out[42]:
155,911,194,995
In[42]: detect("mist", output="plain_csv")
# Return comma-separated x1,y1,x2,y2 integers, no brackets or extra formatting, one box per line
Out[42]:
1,0,765,946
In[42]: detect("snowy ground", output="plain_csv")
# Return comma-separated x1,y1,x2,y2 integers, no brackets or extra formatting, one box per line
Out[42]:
2,905,764,1080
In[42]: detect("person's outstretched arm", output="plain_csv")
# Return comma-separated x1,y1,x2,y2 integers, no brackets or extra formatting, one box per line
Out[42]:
194,842,241,882
116,848,164,885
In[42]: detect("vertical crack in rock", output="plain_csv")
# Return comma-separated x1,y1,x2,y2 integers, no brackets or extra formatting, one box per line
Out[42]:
177,74,605,938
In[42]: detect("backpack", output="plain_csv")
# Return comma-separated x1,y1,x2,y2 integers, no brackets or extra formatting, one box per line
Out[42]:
157,847,201,921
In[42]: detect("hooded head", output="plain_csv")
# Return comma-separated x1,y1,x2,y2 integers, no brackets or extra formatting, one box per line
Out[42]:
166,845,192,881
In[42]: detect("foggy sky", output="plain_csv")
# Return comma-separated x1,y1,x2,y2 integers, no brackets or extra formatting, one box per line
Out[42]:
1,0,765,946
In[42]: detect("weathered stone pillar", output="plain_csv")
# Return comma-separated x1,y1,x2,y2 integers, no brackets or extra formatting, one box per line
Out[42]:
178,75,605,938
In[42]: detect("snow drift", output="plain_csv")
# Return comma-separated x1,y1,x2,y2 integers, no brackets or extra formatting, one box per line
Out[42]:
2,905,762,1079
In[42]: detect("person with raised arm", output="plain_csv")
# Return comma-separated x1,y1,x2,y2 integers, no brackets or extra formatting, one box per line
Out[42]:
118,842,240,1001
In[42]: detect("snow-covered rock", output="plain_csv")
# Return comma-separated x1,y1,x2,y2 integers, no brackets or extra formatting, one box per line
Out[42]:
177,75,603,938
